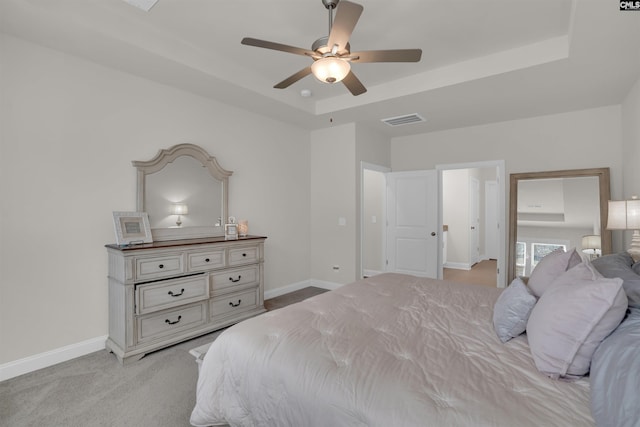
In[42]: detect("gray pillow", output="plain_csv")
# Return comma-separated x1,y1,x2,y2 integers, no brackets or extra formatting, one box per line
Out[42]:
590,308,640,427
592,252,640,308
493,277,537,343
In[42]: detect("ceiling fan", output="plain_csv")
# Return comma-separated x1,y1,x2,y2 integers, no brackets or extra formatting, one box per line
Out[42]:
241,0,422,96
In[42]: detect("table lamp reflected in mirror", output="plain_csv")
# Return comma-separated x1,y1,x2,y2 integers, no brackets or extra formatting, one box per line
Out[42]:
170,203,188,227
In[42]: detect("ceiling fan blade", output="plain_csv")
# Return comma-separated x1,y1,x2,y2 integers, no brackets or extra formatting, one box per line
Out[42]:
349,49,422,63
274,66,313,89
342,71,367,96
241,37,315,57
327,1,363,52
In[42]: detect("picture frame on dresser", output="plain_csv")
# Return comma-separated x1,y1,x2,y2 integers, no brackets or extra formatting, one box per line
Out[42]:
225,223,238,240
112,211,153,246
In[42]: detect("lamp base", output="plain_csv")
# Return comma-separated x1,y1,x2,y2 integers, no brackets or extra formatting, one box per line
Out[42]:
628,230,640,262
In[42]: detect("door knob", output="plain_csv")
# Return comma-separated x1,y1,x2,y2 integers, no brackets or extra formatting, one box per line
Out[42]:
431,232,436,236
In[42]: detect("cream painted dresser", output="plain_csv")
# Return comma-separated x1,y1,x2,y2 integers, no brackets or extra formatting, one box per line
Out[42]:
105,236,266,363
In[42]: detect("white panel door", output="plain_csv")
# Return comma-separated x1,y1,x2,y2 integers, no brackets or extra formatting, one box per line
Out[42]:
386,170,438,278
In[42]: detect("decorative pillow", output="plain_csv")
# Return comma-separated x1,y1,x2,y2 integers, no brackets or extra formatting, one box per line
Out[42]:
493,278,537,343
527,248,581,298
590,308,640,427
592,252,640,309
526,261,628,379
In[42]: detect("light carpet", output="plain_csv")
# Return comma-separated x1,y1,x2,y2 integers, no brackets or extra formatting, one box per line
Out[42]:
0,330,224,427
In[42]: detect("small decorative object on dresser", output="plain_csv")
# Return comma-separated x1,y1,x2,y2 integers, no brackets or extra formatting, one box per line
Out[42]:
225,216,238,240
112,211,153,246
238,220,249,237
105,235,267,363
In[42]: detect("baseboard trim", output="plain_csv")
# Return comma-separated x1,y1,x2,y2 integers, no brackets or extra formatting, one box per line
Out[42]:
0,335,108,382
264,279,314,300
3,280,345,382
309,279,343,290
443,262,472,270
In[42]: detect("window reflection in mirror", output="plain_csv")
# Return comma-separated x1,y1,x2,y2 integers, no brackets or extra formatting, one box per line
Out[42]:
508,168,611,281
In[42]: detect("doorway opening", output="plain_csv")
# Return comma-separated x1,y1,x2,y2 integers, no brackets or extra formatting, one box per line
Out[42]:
437,160,506,288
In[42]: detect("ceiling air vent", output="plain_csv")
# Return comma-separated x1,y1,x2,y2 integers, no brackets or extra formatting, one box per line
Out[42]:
381,113,425,127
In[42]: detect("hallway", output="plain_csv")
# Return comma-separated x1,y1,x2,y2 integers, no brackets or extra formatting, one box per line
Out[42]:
443,259,497,287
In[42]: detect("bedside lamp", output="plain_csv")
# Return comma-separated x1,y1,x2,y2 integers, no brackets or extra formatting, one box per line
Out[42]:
607,195,640,261
170,203,188,227
581,235,601,259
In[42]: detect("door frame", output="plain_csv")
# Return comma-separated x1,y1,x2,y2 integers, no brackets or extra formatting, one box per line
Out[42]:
469,176,480,266
436,160,506,287
359,161,391,279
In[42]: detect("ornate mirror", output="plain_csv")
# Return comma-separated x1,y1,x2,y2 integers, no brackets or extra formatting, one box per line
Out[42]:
508,168,611,282
133,144,232,241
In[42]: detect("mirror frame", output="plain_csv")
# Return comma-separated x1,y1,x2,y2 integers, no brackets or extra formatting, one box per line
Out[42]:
133,143,232,241
508,167,611,282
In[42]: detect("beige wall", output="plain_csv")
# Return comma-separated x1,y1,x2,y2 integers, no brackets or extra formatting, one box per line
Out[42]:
362,169,385,272
355,124,391,278
0,35,311,364
310,124,357,283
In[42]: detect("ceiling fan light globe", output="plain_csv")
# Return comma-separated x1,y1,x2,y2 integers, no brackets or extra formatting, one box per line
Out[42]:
311,57,350,84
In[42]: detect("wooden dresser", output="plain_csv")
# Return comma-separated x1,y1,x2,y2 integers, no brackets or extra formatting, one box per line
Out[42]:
105,235,266,363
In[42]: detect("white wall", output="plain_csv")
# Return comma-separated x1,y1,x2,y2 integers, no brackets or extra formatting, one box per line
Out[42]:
0,35,311,365
621,75,640,250
391,106,625,252
442,169,470,266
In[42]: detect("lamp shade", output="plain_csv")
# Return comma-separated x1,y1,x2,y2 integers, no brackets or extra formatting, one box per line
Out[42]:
607,196,640,229
311,57,351,84
170,203,188,215
581,235,601,251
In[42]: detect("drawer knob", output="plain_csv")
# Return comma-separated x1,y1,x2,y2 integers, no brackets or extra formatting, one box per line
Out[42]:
229,275,242,283
158,264,164,269
229,299,242,307
168,288,185,297
205,258,210,263
165,315,182,325
242,253,247,257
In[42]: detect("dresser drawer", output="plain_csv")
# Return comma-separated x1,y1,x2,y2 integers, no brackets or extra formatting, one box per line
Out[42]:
137,302,207,344
135,254,183,281
210,265,259,292
187,249,225,272
136,274,209,315
210,288,258,320
228,245,259,266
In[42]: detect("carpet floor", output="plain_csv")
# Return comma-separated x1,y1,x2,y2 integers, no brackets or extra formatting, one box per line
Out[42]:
0,287,328,427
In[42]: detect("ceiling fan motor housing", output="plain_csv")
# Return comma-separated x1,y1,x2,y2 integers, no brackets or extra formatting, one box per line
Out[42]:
311,36,350,56
322,0,340,9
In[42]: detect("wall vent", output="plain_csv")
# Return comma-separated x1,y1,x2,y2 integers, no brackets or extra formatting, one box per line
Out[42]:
381,113,425,127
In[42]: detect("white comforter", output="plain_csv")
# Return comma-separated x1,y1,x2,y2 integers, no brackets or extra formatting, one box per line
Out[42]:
191,273,594,426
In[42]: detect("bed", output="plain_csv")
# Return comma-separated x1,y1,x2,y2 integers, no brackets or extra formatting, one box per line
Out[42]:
191,251,640,427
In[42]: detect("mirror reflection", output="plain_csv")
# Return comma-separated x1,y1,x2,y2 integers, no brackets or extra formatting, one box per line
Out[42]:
134,143,232,241
508,168,611,281
145,155,222,229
